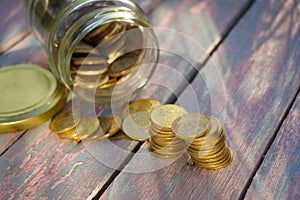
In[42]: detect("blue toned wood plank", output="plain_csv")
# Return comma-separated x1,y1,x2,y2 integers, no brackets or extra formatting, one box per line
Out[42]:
0,0,29,54
99,0,300,199
245,93,300,200
0,0,253,199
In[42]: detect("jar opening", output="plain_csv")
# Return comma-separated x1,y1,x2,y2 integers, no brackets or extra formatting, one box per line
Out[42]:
65,20,158,103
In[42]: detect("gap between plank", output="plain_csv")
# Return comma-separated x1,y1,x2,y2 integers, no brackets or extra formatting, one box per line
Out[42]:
91,0,257,199
0,131,27,157
238,84,300,200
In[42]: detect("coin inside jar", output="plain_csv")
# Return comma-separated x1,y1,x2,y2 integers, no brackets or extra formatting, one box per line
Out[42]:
108,52,139,78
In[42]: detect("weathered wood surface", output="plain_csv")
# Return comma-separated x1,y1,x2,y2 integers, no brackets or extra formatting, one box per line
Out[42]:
245,93,300,200
100,0,300,199
0,0,253,199
0,0,29,54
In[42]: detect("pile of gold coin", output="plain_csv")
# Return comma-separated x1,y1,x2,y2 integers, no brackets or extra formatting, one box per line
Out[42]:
172,113,233,170
70,21,145,101
49,110,122,140
147,104,188,158
49,98,233,170
120,99,161,141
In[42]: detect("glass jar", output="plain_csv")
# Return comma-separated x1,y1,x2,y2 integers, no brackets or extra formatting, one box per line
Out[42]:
24,0,159,104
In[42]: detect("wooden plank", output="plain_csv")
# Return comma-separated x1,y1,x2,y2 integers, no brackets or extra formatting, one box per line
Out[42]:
99,0,300,199
245,93,300,200
0,132,24,155
0,0,29,54
0,0,252,199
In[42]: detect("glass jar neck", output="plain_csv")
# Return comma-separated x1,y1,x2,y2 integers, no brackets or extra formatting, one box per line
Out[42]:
50,8,149,87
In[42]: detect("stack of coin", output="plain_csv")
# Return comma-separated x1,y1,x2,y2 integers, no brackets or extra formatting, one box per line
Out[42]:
172,113,233,170
70,21,146,102
148,104,188,158
120,99,161,141
49,110,122,140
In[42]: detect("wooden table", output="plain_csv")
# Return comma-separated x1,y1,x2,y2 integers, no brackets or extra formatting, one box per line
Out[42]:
0,0,299,199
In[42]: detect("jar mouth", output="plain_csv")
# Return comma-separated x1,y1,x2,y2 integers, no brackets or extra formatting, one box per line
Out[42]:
49,6,159,104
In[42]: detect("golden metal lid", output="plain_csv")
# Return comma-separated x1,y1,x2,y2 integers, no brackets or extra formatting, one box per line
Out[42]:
0,64,67,133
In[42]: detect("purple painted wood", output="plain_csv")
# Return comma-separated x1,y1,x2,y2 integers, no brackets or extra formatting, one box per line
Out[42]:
0,132,24,155
100,0,300,199
0,0,29,54
0,0,255,199
245,93,300,200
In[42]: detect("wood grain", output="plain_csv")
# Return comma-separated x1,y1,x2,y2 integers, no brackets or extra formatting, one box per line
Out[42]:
0,0,29,54
245,93,300,200
100,0,300,199
0,0,256,199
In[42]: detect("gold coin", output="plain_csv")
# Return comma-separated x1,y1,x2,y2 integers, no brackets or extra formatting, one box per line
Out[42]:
149,146,185,157
149,129,175,139
149,138,185,151
190,132,226,149
73,42,101,56
97,116,112,139
151,124,172,132
191,128,224,143
122,112,151,141
99,22,123,42
98,78,118,89
107,115,122,137
150,104,188,130
172,113,210,139
109,131,128,140
106,115,122,137
78,116,101,140
84,22,122,46
125,24,145,53
70,64,108,76
58,116,99,140
194,148,233,170
72,56,107,66
189,144,227,160
148,143,184,155
207,116,222,136
85,22,114,40
119,98,161,118
108,52,138,77
193,147,230,164
148,146,182,159
50,111,81,134
192,131,226,146
150,126,175,136
189,139,226,154
73,73,109,89
150,135,178,143
150,141,185,151
57,129,80,140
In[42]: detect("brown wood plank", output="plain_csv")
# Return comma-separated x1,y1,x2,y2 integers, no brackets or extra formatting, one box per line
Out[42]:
99,0,300,199
0,0,29,54
245,93,300,200
0,0,252,199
